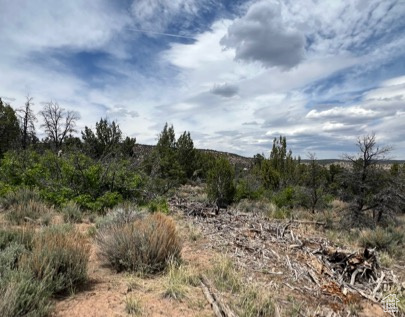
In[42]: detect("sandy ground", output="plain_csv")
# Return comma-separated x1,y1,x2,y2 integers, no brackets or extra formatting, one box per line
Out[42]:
52,223,214,317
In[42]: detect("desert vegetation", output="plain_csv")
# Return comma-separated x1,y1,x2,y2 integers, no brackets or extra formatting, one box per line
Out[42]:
0,97,404,316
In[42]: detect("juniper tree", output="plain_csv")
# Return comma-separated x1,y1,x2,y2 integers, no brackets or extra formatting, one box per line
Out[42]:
0,98,20,157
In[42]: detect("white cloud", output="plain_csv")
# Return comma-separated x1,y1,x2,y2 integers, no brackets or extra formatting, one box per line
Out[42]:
306,106,379,120
221,0,306,69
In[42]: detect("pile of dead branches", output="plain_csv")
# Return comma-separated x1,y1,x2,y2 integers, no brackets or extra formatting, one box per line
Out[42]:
169,195,403,313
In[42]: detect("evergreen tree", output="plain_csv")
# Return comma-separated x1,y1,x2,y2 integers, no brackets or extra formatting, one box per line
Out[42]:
0,98,20,157
82,118,123,158
206,157,235,209
176,131,196,179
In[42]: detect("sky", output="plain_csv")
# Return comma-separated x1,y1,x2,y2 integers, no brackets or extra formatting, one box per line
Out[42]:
1,0,405,159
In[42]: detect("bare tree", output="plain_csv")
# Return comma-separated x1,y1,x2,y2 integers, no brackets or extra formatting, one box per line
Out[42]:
342,133,397,226
17,96,37,149
40,101,79,149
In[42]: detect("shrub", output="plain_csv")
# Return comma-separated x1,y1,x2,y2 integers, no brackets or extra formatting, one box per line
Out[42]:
0,269,51,317
0,227,34,251
359,226,405,256
0,243,27,275
272,186,296,209
62,201,82,223
96,213,182,273
96,192,123,210
22,225,90,294
0,188,41,210
6,200,51,225
96,206,143,229
147,197,169,213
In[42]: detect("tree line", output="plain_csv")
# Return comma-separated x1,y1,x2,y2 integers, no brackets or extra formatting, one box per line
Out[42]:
0,97,404,227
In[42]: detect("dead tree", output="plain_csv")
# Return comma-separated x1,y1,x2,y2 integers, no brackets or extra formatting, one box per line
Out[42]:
40,101,79,149
342,133,398,226
17,96,37,149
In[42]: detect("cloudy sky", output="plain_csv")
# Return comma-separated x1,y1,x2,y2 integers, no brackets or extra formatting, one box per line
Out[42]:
1,0,405,158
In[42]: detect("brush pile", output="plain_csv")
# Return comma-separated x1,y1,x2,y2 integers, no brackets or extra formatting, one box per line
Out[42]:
170,195,403,315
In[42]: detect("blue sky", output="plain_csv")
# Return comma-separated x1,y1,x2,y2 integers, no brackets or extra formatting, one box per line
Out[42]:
1,0,405,158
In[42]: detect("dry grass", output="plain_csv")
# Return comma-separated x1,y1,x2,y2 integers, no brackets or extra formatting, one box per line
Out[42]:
6,200,53,225
22,225,90,294
96,212,182,273
210,255,241,293
163,260,200,301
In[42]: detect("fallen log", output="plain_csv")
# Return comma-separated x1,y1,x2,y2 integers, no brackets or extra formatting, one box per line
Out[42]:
200,275,237,317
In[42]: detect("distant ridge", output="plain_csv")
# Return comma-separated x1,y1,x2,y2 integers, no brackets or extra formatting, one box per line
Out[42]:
133,144,404,167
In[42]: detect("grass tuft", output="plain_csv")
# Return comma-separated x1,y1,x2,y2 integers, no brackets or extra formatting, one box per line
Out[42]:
125,296,142,316
210,255,241,293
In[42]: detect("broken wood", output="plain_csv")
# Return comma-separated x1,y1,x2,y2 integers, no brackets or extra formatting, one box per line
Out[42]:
200,275,237,317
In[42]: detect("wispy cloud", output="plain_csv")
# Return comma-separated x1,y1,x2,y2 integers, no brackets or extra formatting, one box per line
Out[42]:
1,0,405,158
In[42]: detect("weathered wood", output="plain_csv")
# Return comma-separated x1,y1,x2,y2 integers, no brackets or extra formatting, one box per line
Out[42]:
200,275,237,317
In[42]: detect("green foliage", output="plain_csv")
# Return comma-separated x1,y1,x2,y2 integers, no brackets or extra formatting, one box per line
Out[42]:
147,197,169,213
146,123,185,186
206,157,235,206
96,213,182,273
176,131,197,179
0,150,142,211
81,118,123,158
0,98,20,158
272,186,296,209
235,175,262,201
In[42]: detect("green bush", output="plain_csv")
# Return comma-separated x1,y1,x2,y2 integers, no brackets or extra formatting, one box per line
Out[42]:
62,202,82,223
0,269,51,317
96,213,182,273
206,157,235,206
272,186,296,209
147,197,169,213
234,178,262,202
0,227,35,251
